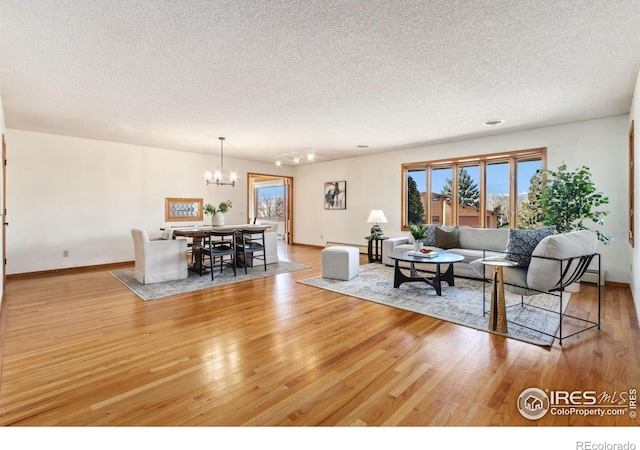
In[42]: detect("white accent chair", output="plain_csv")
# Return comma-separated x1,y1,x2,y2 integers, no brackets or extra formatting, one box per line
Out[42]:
131,229,188,284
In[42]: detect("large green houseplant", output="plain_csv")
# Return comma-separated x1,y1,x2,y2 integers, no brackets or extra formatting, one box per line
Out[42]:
530,163,612,244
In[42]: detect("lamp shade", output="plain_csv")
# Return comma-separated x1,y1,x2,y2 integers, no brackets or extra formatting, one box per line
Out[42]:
367,210,388,224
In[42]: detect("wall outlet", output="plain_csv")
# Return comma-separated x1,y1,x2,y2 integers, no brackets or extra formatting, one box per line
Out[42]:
63,250,69,257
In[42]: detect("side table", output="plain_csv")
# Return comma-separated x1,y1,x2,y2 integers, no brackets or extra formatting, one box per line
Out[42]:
365,236,388,263
479,259,518,333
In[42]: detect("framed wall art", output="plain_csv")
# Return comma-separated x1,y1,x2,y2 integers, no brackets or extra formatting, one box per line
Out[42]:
324,181,346,210
165,197,204,222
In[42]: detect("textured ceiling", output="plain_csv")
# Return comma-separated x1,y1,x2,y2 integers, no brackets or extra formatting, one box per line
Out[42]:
1,0,639,165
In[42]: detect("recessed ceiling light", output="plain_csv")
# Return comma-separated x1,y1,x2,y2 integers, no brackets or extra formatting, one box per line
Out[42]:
357,144,370,149
482,120,505,127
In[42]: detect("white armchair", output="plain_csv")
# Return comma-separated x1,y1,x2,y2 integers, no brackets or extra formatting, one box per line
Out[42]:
131,229,188,284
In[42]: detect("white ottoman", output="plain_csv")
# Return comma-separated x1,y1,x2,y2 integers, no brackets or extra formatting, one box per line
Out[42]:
322,246,359,280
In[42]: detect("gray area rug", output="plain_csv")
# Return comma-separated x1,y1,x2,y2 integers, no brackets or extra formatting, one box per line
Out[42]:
297,264,569,346
111,261,309,301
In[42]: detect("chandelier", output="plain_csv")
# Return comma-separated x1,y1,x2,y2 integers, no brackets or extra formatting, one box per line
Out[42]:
205,137,237,187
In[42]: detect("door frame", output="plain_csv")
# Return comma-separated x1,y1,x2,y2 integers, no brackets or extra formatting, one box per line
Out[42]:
630,120,635,247
247,173,294,244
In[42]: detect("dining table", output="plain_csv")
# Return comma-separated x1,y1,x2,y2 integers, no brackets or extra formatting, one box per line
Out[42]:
170,225,267,274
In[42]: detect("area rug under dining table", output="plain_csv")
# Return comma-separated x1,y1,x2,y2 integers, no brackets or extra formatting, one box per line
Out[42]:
111,261,309,301
297,263,569,346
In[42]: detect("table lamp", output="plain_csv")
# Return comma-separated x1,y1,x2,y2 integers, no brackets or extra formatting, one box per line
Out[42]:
367,210,388,235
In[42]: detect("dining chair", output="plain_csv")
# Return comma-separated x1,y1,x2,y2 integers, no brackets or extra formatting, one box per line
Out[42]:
203,230,237,279
237,229,267,274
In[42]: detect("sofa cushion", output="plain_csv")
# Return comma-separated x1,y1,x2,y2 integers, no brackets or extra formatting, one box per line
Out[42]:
505,226,556,267
453,248,504,264
458,227,509,251
436,226,460,249
526,230,598,292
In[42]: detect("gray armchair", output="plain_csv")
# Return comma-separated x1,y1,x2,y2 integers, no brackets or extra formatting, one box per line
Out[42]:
471,230,601,344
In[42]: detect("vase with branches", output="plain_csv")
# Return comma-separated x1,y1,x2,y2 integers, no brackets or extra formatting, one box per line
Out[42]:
204,200,232,226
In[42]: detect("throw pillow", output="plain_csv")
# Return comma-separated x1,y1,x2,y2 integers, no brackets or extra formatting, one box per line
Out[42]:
505,226,556,267
423,225,437,246
435,226,460,249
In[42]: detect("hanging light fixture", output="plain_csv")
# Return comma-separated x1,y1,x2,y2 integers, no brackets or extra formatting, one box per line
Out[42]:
205,137,237,187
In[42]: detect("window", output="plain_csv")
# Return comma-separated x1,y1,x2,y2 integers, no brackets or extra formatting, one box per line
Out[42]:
406,168,426,224
431,166,453,226
456,164,481,227
516,159,544,229
486,161,510,228
255,185,285,220
402,148,546,230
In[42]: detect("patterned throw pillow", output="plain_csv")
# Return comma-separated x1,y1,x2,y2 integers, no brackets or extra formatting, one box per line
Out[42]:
435,226,460,249
423,225,437,246
505,226,556,267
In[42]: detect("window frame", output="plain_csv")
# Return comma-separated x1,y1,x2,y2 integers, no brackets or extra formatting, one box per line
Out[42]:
401,147,546,231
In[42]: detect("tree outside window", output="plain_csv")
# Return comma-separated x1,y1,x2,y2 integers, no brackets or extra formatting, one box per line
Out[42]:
256,186,285,219
407,176,425,225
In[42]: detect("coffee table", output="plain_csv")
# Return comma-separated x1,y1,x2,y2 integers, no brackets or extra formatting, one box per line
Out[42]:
388,250,464,296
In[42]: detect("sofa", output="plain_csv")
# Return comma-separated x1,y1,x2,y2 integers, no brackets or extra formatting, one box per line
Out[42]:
383,226,601,343
382,226,510,279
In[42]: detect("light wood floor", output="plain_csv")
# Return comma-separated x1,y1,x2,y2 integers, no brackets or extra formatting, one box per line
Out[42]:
0,243,638,426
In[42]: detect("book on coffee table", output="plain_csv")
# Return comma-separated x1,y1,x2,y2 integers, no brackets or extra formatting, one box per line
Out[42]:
408,251,439,258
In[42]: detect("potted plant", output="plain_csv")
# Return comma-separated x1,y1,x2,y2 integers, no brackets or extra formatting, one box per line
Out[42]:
204,200,233,226
409,223,428,252
532,163,613,244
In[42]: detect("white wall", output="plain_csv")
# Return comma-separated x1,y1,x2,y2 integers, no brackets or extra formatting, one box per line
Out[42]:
629,69,639,316
5,130,293,274
294,115,631,283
